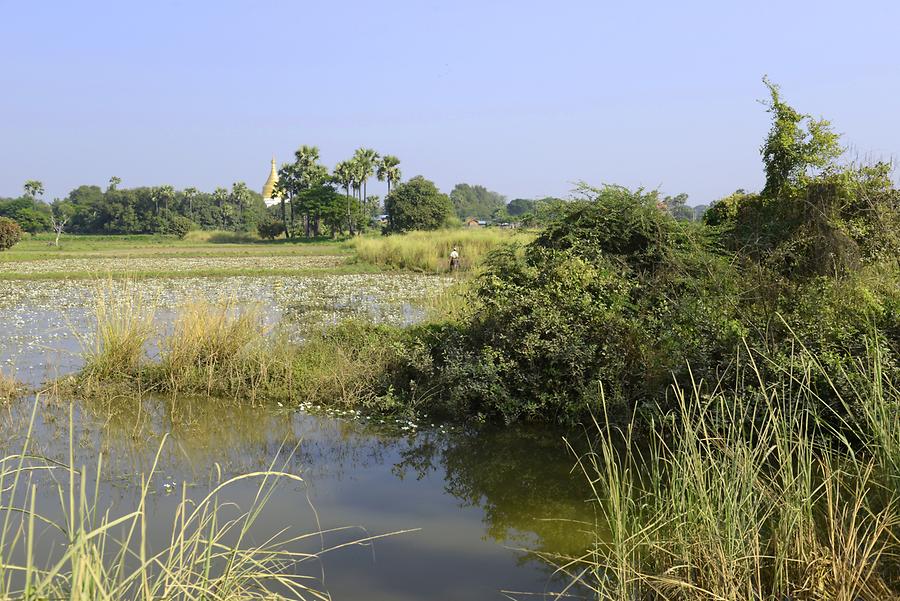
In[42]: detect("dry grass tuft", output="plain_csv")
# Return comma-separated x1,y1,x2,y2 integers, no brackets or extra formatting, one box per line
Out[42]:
0,370,18,402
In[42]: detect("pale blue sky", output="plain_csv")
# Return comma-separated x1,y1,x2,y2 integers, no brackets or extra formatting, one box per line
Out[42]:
1,0,898,204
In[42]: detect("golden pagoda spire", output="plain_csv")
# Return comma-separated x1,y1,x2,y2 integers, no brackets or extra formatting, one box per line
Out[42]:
262,155,279,200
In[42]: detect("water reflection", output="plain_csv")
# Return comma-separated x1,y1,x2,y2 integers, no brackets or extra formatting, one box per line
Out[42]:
0,395,595,600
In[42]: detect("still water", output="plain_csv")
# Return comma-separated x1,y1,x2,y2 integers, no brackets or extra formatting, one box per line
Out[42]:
0,274,596,600
1,398,595,600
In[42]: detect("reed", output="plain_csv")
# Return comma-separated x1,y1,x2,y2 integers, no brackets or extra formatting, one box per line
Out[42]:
553,351,900,600
0,370,17,402
151,300,295,402
78,279,155,382
0,399,354,601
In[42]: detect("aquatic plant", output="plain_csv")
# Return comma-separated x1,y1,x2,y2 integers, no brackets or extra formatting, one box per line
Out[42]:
152,300,295,401
0,370,17,402
548,350,900,600
0,399,406,601
79,279,155,382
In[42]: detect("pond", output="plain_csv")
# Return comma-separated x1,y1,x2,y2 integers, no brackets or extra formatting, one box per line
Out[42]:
0,273,595,600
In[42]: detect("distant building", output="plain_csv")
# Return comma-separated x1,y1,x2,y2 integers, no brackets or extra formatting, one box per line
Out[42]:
465,218,481,228
262,157,280,207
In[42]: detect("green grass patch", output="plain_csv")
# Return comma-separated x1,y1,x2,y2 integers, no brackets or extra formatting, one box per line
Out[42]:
350,228,531,273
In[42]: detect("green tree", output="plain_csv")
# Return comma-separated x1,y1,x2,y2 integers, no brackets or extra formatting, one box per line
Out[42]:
212,187,229,229
230,182,251,229
376,155,402,195
353,148,379,208
385,176,453,232
333,160,357,234
760,77,842,199
182,187,198,220
449,183,506,220
23,180,44,201
507,198,536,217
107,176,121,192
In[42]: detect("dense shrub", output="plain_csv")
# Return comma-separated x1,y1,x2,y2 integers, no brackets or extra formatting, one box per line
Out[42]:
257,218,285,240
0,217,24,250
378,186,744,423
384,176,454,233
163,215,196,239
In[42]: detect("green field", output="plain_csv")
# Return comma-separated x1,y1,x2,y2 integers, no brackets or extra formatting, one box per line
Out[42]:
0,229,521,279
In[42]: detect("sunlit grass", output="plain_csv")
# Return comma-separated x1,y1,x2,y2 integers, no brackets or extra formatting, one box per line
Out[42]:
0,370,17,402
351,228,531,273
78,279,155,382
549,348,900,600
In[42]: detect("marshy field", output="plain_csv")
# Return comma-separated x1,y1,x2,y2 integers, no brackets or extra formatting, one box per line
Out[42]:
1,230,591,601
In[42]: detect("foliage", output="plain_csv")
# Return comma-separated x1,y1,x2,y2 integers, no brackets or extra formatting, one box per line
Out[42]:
384,176,454,233
0,195,52,232
760,76,843,198
404,185,742,423
554,364,900,600
449,183,506,220
506,198,536,217
257,216,285,239
0,216,24,250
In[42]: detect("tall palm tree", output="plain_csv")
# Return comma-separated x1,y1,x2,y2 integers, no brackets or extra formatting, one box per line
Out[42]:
273,163,297,238
212,187,228,229
23,180,44,200
183,187,198,219
333,160,356,235
353,148,379,206
231,182,250,224
376,155,402,196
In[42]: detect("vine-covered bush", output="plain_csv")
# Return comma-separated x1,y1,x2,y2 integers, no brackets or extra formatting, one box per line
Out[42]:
0,217,24,251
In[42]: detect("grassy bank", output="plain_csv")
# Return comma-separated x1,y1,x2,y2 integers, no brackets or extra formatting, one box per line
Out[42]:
350,228,531,272
551,352,900,600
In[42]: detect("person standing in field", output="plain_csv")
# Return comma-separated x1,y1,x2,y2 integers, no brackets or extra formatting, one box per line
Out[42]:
449,246,460,271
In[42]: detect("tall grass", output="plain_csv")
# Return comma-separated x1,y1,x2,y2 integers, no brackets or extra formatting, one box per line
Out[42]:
79,280,155,382
0,370,17,402
149,300,296,402
552,352,900,600
0,399,373,600
351,228,530,273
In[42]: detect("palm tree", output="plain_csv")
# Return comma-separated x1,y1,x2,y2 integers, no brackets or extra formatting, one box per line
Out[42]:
183,187,198,220
212,187,228,229
333,160,356,235
273,164,297,238
231,182,250,225
376,155,402,196
108,176,122,192
353,148,379,207
23,180,44,200
158,185,175,213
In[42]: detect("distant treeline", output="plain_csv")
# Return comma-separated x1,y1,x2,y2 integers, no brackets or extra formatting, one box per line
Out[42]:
448,183,708,223
0,182,269,237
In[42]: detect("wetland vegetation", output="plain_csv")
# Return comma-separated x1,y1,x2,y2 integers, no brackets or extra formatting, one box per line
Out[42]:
1,81,899,599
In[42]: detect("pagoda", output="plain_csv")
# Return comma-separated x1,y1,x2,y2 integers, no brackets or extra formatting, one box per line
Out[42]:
262,157,280,207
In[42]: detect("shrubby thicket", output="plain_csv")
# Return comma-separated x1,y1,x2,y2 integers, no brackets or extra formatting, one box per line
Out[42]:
0,217,24,251
341,80,900,426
